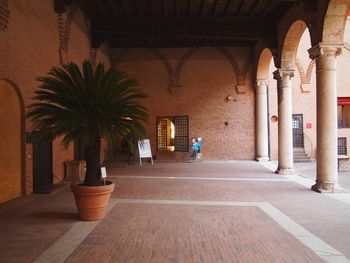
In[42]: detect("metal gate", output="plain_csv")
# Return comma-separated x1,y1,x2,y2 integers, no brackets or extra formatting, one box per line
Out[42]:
292,114,304,148
156,116,189,152
156,118,167,150
173,116,189,152
33,138,53,193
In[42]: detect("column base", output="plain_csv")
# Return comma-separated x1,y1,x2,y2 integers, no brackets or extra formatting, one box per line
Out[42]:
275,167,295,175
256,156,270,162
311,182,344,193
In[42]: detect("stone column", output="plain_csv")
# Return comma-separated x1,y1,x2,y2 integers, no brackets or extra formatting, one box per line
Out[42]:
273,69,294,174
255,79,269,161
309,43,342,192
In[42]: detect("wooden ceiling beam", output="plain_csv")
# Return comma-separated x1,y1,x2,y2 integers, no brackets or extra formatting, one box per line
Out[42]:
224,0,231,16
234,0,245,15
199,0,205,16
105,0,119,17
175,0,180,16
187,0,191,16
163,0,168,16
135,0,144,16
107,38,255,48
248,0,260,16
119,0,131,16
91,1,109,17
92,16,275,24
92,19,274,42
262,0,273,17
211,0,219,16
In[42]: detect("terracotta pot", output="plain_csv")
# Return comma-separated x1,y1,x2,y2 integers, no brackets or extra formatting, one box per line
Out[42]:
71,182,115,221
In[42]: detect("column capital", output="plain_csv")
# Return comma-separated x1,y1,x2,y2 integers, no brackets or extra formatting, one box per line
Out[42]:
308,43,342,60
273,69,294,80
255,78,269,87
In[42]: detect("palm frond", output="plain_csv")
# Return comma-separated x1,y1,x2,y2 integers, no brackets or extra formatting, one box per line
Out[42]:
27,60,148,148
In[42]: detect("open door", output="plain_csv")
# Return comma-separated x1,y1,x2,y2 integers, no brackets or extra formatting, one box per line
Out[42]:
33,138,53,193
173,116,189,152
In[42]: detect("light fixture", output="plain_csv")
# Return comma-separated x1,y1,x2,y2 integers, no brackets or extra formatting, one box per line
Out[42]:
226,95,236,102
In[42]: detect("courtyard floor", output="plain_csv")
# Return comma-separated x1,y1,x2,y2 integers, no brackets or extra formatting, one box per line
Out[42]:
1,161,350,263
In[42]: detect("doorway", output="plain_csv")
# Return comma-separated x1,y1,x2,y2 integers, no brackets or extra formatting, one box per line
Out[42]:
0,80,23,203
156,116,189,152
292,114,304,148
33,137,53,193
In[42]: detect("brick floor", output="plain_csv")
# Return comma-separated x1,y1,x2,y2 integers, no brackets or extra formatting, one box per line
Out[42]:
66,204,321,263
0,161,350,262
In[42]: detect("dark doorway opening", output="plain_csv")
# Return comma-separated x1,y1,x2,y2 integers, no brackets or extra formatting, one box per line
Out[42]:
33,138,53,193
156,116,189,152
292,114,304,148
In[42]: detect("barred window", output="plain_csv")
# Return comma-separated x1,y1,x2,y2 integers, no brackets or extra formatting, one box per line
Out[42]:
338,137,347,156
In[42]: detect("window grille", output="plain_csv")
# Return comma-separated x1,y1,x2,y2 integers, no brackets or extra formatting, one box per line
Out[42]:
338,137,347,155
292,114,304,148
173,116,189,152
156,119,167,149
156,116,189,152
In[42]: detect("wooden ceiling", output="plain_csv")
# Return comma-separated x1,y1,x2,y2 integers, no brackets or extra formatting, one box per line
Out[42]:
75,0,306,48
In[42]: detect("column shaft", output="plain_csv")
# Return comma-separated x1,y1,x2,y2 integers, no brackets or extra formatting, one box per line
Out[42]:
274,69,294,174
309,44,342,192
255,79,269,161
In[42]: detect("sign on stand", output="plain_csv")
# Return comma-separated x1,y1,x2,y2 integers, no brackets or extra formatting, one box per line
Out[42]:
101,167,107,185
138,139,154,166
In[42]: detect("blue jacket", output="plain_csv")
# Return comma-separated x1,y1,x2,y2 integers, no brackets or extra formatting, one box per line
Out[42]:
193,141,202,151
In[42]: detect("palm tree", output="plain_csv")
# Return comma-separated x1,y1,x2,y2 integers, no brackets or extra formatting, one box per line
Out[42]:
27,60,148,186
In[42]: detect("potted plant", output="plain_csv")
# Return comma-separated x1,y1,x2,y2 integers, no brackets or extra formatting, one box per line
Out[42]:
27,60,148,220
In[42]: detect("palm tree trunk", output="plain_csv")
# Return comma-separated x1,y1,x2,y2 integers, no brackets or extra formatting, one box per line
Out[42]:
84,137,101,186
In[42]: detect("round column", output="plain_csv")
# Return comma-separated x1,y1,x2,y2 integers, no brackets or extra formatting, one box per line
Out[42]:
255,79,269,161
309,43,342,192
273,69,294,175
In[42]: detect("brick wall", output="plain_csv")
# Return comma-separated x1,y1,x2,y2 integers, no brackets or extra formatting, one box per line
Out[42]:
114,47,256,160
0,0,110,198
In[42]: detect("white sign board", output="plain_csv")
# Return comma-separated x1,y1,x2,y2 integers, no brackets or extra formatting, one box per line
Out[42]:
138,139,152,158
101,167,107,178
138,139,153,166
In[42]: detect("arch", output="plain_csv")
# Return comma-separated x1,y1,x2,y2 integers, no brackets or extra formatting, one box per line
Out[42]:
280,20,309,69
174,47,199,88
150,48,176,92
215,47,241,80
256,48,273,80
321,0,350,45
0,79,25,203
111,47,246,94
112,48,199,94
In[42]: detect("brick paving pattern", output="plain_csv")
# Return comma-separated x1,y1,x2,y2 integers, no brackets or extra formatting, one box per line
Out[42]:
0,161,350,262
66,204,321,263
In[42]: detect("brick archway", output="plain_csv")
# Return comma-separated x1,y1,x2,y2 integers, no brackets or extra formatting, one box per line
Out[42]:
0,79,25,203
256,48,274,80
280,20,309,70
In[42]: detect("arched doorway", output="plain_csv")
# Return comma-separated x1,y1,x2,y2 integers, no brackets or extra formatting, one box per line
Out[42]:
0,80,23,203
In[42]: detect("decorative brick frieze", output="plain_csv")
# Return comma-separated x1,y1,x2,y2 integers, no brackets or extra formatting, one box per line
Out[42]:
295,58,315,93
216,47,251,94
0,0,9,31
57,3,78,64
